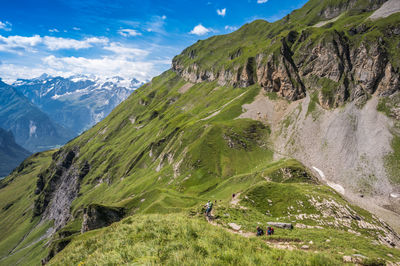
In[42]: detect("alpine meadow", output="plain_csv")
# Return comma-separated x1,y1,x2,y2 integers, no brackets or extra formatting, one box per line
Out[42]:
1,0,400,265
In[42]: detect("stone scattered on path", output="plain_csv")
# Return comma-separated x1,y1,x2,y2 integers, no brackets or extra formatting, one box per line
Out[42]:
228,223,241,231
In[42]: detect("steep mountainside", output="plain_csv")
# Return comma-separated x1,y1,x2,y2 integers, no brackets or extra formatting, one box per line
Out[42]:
0,0,400,265
172,0,400,221
13,75,144,134
0,128,30,178
0,81,74,153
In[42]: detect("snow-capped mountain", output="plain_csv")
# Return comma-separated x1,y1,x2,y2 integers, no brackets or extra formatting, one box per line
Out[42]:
13,74,145,134
0,80,74,153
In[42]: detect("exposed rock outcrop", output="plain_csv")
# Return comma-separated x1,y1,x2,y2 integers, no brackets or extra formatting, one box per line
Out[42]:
33,148,90,231
81,204,125,233
173,22,399,108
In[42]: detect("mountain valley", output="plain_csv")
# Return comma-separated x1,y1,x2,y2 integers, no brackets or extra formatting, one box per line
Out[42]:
0,0,400,265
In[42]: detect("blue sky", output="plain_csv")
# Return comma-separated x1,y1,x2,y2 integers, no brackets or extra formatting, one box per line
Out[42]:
0,0,308,83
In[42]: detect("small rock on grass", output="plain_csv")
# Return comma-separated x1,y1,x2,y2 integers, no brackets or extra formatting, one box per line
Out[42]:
228,223,241,231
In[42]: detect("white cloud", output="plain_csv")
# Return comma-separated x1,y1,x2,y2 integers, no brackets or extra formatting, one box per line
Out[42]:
41,55,157,81
118,28,142,37
217,8,226,17
0,35,42,54
49,28,59,33
225,25,238,32
72,27,81,31
257,0,268,3
0,21,12,31
0,35,109,53
145,15,167,34
103,42,149,58
43,36,108,50
190,24,211,36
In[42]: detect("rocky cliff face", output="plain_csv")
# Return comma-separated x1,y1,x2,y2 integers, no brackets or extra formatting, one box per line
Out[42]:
173,28,399,108
33,148,90,231
171,0,400,233
81,204,125,233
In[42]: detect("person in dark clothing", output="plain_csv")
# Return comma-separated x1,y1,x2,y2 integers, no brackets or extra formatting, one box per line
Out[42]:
267,227,274,235
256,226,264,236
205,200,213,217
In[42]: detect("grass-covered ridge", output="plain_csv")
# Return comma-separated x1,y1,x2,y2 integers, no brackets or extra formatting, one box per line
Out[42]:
49,213,399,266
174,0,400,73
1,0,400,264
0,68,400,265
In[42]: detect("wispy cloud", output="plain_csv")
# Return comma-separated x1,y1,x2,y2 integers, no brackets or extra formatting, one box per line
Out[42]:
118,28,142,37
225,25,238,32
189,24,211,36
72,27,81,31
257,0,268,3
0,21,12,31
103,42,149,58
49,28,59,33
217,8,226,17
145,15,167,34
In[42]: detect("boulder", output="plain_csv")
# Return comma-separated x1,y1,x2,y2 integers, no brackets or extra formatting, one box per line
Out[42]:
81,204,125,233
267,222,293,229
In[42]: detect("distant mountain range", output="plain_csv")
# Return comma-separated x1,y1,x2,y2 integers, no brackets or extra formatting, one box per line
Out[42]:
13,74,144,134
0,74,143,160
0,128,30,178
0,80,74,153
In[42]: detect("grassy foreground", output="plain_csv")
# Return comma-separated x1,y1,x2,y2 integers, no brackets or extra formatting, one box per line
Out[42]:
49,214,339,266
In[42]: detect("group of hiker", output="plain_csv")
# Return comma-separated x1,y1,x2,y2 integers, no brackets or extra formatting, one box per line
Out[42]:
256,226,274,236
204,200,275,236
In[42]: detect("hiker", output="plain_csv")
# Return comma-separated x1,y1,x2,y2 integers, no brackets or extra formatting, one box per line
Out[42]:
267,226,274,235
256,226,264,236
205,200,213,217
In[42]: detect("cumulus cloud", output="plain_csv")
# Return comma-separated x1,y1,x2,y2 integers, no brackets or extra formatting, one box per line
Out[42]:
43,36,108,50
118,28,142,37
72,27,81,31
0,21,12,31
0,39,172,83
41,55,157,81
0,35,109,53
257,0,268,3
0,35,42,54
190,24,211,36
217,8,226,17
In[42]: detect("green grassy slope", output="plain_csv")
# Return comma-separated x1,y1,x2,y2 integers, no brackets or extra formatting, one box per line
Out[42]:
0,69,399,265
47,214,340,266
174,0,400,73
0,151,54,265
1,0,400,265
